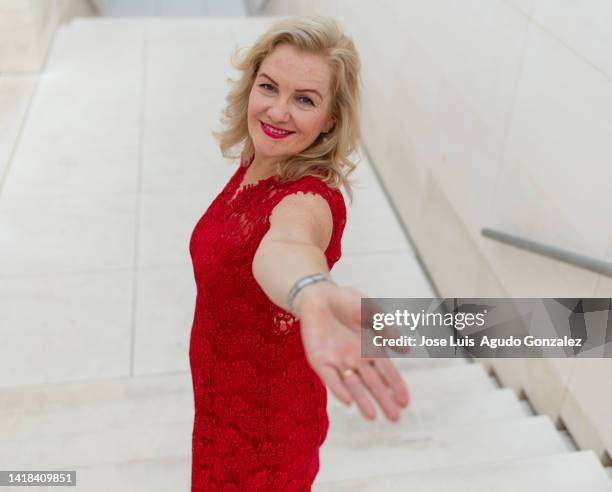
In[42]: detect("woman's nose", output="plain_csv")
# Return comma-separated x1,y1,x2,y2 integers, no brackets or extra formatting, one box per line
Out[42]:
268,99,290,122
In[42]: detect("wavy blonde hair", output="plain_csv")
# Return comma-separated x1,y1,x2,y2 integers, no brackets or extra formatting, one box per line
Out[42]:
212,15,362,204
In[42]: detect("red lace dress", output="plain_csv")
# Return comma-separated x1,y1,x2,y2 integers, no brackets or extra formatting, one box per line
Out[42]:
188,157,347,491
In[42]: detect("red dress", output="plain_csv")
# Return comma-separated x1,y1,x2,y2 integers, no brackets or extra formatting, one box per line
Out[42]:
188,157,347,491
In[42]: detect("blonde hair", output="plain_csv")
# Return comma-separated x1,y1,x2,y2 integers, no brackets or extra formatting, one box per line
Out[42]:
212,15,362,204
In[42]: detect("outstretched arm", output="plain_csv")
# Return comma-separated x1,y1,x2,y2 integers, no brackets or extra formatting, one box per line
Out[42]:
252,191,334,313
252,191,410,422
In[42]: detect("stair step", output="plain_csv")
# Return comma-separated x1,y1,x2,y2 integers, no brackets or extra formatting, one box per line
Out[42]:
6,448,607,492
318,416,568,482
520,399,535,415
0,380,525,469
558,430,578,452
1,363,488,417
0,421,192,470
0,390,193,441
313,451,612,491
0,386,526,470
1,364,495,440
1,384,524,469
0,371,192,416
0,391,529,470
328,388,527,440
46,455,190,492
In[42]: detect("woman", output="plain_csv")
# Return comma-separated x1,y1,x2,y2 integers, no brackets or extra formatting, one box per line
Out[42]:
189,15,409,491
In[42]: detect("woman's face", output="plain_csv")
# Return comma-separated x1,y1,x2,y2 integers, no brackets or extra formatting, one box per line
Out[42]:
247,44,334,163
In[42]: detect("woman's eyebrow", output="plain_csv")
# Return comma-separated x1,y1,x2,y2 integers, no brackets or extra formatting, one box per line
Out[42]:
259,73,322,99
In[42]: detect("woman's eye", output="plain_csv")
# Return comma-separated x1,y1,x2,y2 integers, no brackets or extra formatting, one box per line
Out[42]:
298,96,314,106
258,84,313,106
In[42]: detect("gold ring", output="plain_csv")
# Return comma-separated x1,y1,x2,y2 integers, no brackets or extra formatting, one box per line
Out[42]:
341,368,357,378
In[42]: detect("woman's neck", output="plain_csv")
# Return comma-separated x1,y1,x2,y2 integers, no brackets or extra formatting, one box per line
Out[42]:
247,155,279,180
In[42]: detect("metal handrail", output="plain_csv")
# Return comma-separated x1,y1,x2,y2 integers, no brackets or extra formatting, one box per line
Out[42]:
481,228,612,278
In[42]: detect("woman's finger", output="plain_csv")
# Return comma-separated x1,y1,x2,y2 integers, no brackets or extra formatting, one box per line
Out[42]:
358,361,402,421
372,358,410,408
319,365,353,406
341,369,377,420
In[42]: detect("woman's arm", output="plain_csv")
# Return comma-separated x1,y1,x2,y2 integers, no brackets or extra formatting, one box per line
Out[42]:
252,191,410,422
252,190,334,314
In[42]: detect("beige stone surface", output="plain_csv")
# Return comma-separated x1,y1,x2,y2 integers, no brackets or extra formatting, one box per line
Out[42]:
0,74,37,189
319,417,568,483
560,359,612,460
315,451,612,491
2,7,612,487
261,0,612,462
411,173,483,298
0,0,95,72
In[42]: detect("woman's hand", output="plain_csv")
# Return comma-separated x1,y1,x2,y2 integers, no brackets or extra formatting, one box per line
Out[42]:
293,281,410,422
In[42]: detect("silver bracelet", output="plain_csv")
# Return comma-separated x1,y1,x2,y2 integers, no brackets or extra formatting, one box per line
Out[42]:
287,273,334,316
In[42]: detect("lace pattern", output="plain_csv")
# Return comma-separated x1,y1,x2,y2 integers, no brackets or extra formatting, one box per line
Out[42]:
188,159,346,491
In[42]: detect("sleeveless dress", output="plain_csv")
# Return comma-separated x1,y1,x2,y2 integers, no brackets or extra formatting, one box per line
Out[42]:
188,157,347,491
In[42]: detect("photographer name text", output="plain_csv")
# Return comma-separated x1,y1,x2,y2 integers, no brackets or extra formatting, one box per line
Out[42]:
372,335,583,349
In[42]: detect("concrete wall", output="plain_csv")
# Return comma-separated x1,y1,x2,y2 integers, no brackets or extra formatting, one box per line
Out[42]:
0,0,96,72
261,0,612,463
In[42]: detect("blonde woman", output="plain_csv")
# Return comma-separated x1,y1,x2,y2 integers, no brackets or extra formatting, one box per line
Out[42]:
188,15,409,491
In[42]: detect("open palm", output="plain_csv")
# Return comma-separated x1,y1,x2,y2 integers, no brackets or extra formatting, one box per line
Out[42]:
296,283,410,422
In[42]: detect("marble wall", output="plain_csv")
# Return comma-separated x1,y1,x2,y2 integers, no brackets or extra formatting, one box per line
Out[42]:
0,0,96,72
262,0,612,463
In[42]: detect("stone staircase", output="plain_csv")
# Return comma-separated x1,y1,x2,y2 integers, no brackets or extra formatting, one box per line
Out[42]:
319,358,612,490
1,358,611,490
1,16,612,491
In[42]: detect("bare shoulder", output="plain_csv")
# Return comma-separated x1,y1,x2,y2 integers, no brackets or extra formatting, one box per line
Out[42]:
266,181,334,252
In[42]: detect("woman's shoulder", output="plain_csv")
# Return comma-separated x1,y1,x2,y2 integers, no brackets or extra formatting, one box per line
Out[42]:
277,173,346,220
279,173,344,204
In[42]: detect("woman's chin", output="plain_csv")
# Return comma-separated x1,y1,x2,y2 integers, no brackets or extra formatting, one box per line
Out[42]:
253,146,290,160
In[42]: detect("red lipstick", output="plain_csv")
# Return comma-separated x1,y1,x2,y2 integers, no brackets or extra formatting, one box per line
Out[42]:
260,121,294,139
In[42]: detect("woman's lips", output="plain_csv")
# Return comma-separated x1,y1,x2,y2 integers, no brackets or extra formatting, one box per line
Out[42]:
260,121,294,139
